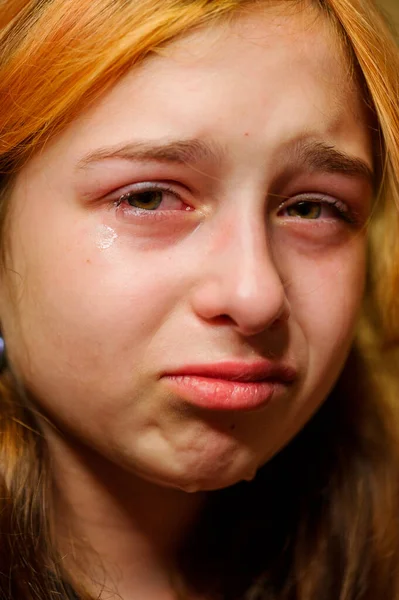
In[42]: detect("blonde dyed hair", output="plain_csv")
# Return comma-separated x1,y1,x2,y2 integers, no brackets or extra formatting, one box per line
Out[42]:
0,1,399,599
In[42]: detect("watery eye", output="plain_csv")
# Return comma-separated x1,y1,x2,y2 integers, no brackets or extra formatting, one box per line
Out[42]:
124,190,163,211
287,201,322,219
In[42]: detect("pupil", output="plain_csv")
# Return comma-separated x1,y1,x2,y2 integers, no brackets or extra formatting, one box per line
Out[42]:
297,202,312,216
128,191,163,210
294,201,320,218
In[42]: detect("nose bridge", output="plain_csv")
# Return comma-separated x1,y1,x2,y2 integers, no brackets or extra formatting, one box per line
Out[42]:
232,212,274,293
192,207,289,335
226,211,285,309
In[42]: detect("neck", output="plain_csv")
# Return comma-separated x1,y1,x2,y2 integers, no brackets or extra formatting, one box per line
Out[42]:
46,428,206,600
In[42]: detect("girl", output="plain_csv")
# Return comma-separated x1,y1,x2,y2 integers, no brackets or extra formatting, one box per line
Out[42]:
1,0,399,598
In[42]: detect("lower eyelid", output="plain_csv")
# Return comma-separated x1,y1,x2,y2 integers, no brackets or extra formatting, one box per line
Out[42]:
114,203,197,226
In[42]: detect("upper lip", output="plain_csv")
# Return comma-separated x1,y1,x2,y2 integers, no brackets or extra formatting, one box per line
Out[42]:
164,360,297,384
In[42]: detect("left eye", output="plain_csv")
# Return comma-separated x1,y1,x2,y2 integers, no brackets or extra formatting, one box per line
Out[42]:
286,201,322,219
278,196,352,222
116,187,188,212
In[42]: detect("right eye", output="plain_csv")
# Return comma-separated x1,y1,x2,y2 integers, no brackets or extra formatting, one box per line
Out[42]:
122,190,164,210
115,185,191,213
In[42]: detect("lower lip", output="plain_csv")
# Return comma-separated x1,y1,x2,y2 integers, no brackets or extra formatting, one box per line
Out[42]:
163,375,277,411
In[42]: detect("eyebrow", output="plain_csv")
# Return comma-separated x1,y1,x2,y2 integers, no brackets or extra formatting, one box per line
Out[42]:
76,138,224,170
76,136,375,186
292,139,375,186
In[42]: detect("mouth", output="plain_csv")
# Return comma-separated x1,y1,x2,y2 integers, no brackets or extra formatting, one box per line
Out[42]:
162,360,297,412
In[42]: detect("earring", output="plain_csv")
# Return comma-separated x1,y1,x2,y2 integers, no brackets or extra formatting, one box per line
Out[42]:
0,335,6,373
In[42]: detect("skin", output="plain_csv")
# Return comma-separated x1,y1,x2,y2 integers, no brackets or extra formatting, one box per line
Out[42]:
0,5,373,599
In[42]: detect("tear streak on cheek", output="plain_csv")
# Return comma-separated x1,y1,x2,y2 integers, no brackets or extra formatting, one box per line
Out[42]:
95,225,118,250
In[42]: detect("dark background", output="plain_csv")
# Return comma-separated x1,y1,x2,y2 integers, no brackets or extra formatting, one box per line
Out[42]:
381,0,399,28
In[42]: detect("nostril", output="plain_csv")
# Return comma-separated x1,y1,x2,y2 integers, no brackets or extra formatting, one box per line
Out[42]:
209,314,234,326
271,303,291,328
270,316,287,330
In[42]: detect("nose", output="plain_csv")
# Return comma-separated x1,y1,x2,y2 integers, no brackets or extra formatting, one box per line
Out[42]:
190,211,290,337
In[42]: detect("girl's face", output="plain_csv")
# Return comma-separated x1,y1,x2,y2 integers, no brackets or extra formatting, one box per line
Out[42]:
2,6,373,491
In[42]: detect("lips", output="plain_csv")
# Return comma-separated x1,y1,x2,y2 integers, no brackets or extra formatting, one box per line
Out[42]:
162,360,297,411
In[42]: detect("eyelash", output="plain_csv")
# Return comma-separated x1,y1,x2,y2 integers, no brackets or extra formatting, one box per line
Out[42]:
112,184,355,224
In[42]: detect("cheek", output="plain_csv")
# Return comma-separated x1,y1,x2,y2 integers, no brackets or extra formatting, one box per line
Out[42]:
288,248,365,341
274,219,366,327
282,234,366,395
3,201,186,394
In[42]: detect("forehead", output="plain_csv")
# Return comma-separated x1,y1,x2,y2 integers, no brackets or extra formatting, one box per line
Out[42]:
164,2,341,67
42,3,371,174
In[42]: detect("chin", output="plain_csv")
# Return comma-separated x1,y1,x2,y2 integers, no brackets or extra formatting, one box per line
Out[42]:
180,470,258,493
141,457,260,493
